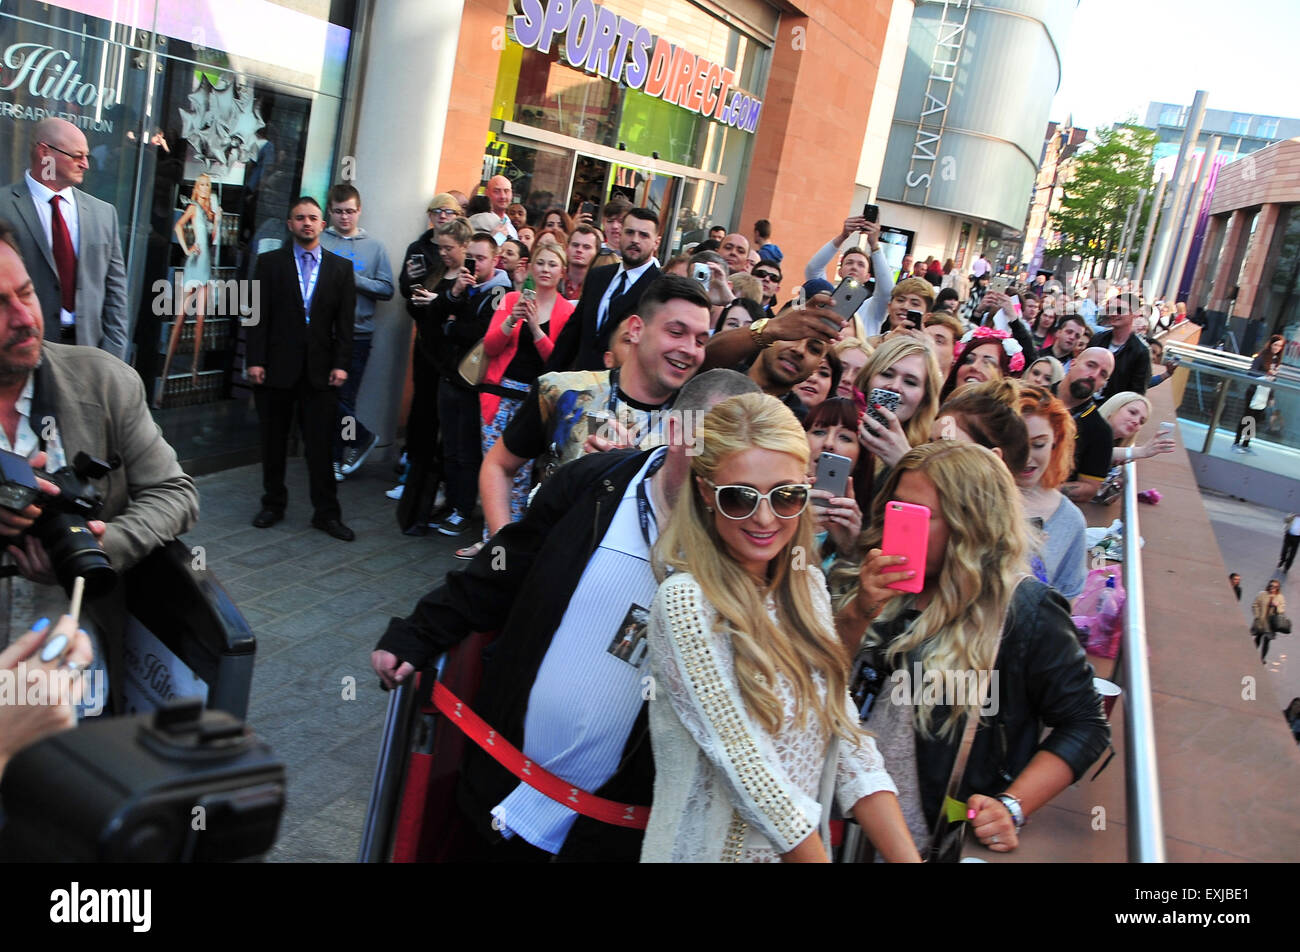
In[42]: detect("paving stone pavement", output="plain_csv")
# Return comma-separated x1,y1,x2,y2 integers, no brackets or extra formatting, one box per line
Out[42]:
189,456,473,862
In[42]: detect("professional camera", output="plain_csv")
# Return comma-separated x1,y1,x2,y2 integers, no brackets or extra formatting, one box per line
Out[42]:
0,447,119,597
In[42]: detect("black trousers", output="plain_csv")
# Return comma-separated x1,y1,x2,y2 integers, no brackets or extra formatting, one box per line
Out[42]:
255,376,341,521
1282,533,1300,571
438,378,483,515
404,344,441,468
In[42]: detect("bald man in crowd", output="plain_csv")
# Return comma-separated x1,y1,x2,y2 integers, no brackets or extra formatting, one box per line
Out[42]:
486,175,518,240
1058,346,1117,503
0,118,128,358
720,233,751,273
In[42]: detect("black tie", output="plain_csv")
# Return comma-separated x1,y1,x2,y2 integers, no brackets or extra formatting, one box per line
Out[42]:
602,271,628,329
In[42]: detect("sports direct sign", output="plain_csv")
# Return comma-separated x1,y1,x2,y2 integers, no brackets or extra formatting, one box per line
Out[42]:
513,0,763,133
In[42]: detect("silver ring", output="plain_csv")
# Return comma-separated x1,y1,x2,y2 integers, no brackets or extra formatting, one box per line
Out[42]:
991,834,999,844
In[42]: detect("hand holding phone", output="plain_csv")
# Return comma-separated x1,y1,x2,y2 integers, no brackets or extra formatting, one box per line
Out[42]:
812,452,851,506
866,388,902,428
881,501,929,593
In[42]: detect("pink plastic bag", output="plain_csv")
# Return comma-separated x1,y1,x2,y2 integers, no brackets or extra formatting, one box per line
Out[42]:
1071,567,1126,659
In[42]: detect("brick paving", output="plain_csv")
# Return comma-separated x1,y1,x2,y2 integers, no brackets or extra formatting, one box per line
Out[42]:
188,455,466,862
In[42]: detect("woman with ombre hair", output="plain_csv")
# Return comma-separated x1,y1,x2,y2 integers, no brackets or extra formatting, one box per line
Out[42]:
1016,384,1088,598
830,440,1108,856
853,335,943,473
644,393,919,863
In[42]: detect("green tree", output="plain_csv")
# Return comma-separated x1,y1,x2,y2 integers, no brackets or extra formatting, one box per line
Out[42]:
1046,121,1158,277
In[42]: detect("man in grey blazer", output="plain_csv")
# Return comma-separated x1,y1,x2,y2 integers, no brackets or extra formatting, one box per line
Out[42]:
0,218,198,709
0,118,129,360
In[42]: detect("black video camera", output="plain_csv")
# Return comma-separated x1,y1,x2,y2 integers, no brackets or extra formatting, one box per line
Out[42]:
0,448,119,596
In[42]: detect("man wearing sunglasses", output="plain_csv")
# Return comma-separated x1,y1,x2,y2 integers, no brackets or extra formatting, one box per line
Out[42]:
372,369,760,862
751,263,782,318
0,118,128,359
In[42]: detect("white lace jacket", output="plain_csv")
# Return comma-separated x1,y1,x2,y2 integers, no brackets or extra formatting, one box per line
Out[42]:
641,569,897,863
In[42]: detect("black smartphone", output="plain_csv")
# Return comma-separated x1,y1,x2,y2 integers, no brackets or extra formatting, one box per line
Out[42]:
863,203,879,224
581,201,597,218
903,308,924,329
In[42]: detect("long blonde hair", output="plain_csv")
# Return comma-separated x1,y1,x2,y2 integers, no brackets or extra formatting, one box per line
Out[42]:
853,335,942,456
833,440,1029,739
1098,391,1151,448
654,393,858,742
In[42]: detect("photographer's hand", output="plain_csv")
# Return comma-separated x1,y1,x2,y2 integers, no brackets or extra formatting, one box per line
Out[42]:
0,451,59,541
10,535,58,586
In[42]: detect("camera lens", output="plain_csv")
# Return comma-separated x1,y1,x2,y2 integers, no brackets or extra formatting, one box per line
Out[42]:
34,513,116,597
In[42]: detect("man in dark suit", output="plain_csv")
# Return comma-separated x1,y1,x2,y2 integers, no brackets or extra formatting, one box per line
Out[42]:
546,207,662,372
246,197,356,541
0,118,129,359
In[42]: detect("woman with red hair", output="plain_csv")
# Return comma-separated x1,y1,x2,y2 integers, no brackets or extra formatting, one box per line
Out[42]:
1016,384,1087,598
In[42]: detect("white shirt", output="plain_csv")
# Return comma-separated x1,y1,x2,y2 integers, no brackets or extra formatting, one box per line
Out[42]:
24,171,80,328
971,257,989,278
1289,515,1300,536
596,257,659,330
492,448,666,853
0,375,68,469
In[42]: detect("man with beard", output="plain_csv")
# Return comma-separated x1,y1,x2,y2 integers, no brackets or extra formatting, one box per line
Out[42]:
546,208,662,372
1058,347,1116,503
745,334,827,422
0,219,198,700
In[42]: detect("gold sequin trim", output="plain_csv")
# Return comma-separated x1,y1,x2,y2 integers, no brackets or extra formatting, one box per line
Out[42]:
722,811,748,863
664,577,815,850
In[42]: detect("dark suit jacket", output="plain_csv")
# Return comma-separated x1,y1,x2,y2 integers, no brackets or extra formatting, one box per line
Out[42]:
1090,329,1149,400
0,179,129,359
546,262,660,372
246,244,355,389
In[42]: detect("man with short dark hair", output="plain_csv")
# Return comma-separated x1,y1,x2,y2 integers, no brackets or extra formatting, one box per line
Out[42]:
373,365,759,862
1090,292,1149,399
546,208,662,372
1057,346,1116,504
319,183,393,479
561,224,600,300
708,225,726,242
804,214,894,337
1042,312,1087,366
602,199,632,255
752,261,782,317
247,197,356,540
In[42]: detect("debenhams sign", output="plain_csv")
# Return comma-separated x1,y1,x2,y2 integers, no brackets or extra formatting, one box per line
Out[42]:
0,42,118,131
514,0,762,133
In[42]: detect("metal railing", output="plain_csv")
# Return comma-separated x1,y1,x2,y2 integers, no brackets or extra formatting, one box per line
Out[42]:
1164,341,1300,454
1118,459,1166,862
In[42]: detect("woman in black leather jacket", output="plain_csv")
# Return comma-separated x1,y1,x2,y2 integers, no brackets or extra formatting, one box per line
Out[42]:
831,440,1109,856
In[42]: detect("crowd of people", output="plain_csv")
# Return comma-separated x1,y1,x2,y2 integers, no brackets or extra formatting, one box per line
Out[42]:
366,187,1206,863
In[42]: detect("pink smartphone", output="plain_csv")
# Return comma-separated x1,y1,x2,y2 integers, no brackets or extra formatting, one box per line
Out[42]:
881,500,929,594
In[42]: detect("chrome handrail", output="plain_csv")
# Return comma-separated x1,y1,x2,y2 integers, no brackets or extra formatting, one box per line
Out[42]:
1120,460,1166,862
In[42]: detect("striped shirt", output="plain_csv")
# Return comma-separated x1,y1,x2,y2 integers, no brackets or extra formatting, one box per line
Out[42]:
491,448,666,852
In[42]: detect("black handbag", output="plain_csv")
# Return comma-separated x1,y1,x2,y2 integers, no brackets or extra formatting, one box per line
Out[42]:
1269,611,1292,634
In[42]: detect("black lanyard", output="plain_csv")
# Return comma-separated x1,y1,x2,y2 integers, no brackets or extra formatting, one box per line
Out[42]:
634,453,666,550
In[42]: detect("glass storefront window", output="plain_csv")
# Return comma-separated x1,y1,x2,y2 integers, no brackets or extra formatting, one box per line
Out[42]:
0,0,353,469
489,0,769,238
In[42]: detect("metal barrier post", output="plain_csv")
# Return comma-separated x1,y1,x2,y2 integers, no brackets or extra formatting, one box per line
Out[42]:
1120,461,1166,862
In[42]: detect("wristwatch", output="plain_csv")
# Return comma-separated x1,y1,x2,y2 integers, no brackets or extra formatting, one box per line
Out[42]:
995,793,1025,832
749,317,772,349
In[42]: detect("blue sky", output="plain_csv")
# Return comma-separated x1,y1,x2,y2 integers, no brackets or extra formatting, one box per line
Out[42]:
1050,0,1296,132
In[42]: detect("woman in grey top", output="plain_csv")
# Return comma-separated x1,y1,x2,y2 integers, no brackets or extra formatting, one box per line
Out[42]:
1016,385,1088,599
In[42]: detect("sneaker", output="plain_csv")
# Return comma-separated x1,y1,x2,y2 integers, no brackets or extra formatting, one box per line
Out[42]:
436,509,468,536
1242,446,1257,455
334,461,345,481
385,483,405,500
1230,445,1247,454
341,433,379,476
426,504,453,529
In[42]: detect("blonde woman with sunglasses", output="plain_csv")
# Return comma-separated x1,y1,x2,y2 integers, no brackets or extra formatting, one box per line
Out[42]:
644,393,919,863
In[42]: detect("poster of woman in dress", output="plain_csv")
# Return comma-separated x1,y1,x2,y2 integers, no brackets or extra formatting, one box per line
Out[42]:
156,173,220,406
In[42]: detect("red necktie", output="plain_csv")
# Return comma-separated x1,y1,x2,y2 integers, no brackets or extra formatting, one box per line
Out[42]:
49,195,77,313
